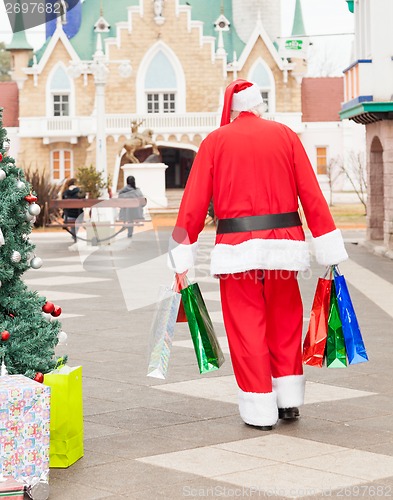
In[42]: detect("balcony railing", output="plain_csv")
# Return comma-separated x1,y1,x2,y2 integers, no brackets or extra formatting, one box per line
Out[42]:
106,113,220,134
18,112,304,140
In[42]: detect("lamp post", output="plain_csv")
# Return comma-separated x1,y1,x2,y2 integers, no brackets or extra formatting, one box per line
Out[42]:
68,32,132,188
91,34,109,181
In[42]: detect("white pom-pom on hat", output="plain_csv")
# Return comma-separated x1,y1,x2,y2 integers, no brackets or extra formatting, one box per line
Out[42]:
231,84,263,111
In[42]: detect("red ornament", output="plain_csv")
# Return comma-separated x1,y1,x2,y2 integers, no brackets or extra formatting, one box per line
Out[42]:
0,153,3,162
24,194,38,203
34,372,44,383
51,306,62,317
42,301,55,314
1,330,10,341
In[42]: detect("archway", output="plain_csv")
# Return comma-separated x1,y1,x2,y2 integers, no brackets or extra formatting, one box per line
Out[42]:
116,145,196,191
367,136,384,241
160,147,195,188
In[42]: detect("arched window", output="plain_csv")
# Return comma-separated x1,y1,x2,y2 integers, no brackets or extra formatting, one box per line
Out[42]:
136,42,186,114
51,150,73,181
48,65,72,117
249,60,275,113
145,50,177,113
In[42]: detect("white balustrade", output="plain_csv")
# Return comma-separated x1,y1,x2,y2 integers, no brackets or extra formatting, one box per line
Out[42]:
18,112,304,139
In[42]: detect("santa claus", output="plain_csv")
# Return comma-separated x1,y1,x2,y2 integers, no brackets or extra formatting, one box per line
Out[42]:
168,79,348,429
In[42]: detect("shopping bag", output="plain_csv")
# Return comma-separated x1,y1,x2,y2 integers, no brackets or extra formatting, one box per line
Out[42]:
180,282,225,374
147,285,181,379
176,300,188,323
326,282,347,368
302,274,332,367
174,273,187,323
333,266,368,365
43,365,84,468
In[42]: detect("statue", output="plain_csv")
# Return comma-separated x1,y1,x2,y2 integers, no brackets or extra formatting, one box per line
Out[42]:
120,121,160,164
153,0,164,17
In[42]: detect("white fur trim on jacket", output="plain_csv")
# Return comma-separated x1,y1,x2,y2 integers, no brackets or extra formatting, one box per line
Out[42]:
232,85,263,111
272,375,305,408
312,229,348,266
238,389,278,426
167,237,198,273
210,238,310,275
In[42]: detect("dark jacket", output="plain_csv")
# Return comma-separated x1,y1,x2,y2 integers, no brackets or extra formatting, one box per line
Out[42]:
118,185,146,222
62,187,84,220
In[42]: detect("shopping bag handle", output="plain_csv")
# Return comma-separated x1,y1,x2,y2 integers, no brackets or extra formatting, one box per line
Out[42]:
322,265,341,279
322,266,333,279
174,271,189,292
332,264,341,277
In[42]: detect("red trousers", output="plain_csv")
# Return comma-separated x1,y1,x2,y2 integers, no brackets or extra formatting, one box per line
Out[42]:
219,270,304,394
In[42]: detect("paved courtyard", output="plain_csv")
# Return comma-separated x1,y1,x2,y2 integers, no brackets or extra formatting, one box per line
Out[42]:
26,220,393,499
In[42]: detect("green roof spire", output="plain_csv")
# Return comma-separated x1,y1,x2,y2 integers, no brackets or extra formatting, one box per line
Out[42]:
291,0,306,36
6,0,33,50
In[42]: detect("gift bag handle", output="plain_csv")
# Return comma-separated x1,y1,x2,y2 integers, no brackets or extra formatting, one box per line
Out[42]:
174,272,189,292
322,266,333,280
332,264,341,277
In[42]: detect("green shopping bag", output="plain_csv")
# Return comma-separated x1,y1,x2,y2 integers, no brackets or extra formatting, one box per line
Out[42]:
326,282,347,368
180,282,225,374
43,365,84,468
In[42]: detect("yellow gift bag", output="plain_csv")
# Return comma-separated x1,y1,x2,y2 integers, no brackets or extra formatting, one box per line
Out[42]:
44,365,84,468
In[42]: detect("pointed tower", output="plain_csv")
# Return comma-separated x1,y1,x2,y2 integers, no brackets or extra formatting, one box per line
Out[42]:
291,0,306,36
289,0,308,83
214,0,231,57
6,3,33,89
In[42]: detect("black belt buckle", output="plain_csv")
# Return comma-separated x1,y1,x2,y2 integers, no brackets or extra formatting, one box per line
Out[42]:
216,211,301,234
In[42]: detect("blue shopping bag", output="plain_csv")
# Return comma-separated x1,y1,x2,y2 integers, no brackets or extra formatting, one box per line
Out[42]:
333,266,368,365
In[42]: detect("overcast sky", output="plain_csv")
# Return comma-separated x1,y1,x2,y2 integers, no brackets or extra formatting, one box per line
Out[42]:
0,0,354,76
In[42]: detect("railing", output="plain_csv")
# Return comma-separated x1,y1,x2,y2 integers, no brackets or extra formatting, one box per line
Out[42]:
106,113,220,133
343,60,373,103
19,111,304,139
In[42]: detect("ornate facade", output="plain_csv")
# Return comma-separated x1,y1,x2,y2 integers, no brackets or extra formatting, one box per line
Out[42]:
7,0,306,194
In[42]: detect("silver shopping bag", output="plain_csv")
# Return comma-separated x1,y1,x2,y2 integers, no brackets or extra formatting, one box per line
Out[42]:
147,285,181,379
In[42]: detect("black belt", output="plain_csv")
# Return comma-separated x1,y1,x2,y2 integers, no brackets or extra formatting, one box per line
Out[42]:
216,211,302,234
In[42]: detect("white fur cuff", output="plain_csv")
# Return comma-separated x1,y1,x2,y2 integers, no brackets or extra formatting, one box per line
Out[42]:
272,375,305,408
238,389,278,426
312,229,348,266
167,237,198,273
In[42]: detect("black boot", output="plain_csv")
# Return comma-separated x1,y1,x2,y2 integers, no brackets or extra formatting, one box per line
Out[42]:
278,407,300,420
245,423,274,431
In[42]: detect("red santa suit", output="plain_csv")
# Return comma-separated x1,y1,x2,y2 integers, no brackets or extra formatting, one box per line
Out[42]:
168,80,348,427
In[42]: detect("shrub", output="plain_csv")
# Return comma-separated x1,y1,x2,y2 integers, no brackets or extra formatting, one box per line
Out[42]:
76,165,110,199
23,167,62,228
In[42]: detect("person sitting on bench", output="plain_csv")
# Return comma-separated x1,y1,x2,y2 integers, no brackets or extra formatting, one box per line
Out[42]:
118,176,147,238
61,178,85,242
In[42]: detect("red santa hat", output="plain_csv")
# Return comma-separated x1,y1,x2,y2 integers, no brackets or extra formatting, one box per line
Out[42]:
220,79,263,126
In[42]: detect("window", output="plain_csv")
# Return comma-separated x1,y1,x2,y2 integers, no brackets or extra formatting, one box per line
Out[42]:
53,94,69,117
249,60,275,113
48,65,72,117
316,147,328,175
144,50,177,113
51,150,73,180
147,92,176,113
261,91,270,112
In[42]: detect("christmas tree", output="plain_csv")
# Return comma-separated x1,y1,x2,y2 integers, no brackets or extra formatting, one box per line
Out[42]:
0,107,65,380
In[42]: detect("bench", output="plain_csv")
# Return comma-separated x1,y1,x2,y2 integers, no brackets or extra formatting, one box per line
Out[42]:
44,198,147,245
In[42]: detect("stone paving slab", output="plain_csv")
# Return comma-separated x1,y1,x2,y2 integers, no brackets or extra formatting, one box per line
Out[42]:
23,228,393,499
